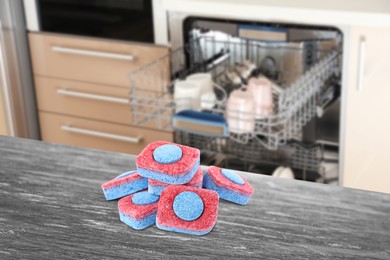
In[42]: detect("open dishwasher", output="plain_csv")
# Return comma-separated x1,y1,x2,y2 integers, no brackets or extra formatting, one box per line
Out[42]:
128,18,342,183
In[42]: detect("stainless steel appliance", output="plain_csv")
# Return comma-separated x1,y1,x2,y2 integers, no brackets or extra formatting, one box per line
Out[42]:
170,16,341,147
127,14,342,183
23,0,169,45
0,0,39,138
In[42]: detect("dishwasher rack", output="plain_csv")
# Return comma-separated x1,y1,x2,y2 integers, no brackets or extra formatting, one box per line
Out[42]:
175,131,325,182
128,36,341,150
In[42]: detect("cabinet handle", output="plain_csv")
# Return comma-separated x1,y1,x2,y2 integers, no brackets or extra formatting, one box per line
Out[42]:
57,88,129,104
61,125,142,144
52,46,135,61
357,36,366,91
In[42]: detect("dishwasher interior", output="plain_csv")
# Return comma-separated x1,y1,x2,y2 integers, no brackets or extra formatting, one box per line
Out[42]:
128,17,342,183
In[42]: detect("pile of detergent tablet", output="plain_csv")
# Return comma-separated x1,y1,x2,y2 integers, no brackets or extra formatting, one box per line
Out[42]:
101,141,254,236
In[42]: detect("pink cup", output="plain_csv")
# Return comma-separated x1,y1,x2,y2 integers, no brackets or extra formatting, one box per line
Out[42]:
247,77,274,119
226,88,255,134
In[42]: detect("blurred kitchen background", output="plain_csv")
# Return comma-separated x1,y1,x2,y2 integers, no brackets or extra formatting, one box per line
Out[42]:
1,0,389,194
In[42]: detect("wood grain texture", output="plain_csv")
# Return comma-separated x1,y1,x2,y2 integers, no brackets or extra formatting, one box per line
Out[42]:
38,112,173,155
28,32,169,88
0,136,389,259
34,76,135,126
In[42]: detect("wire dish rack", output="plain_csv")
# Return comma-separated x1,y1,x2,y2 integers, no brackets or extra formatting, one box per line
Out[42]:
175,131,326,182
128,36,341,150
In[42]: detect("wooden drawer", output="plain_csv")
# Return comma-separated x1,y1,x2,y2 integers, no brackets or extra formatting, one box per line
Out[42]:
39,112,173,154
29,33,168,88
35,76,134,125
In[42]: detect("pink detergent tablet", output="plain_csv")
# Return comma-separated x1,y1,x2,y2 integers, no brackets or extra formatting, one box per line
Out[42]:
156,185,219,236
101,171,148,200
136,141,200,184
148,167,203,196
203,166,254,205
118,191,159,230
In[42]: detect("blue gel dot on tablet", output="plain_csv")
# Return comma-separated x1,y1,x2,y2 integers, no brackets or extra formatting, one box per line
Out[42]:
115,171,136,179
173,191,204,221
221,169,244,185
132,191,159,205
153,144,183,164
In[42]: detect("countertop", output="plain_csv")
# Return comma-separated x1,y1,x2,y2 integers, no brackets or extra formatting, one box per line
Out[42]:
0,136,389,259
163,0,390,27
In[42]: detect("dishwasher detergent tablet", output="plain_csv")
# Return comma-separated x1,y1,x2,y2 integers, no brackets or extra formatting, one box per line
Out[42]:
136,141,200,184
118,191,159,230
156,185,219,235
101,171,148,200
148,167,203,196
204,166,254,205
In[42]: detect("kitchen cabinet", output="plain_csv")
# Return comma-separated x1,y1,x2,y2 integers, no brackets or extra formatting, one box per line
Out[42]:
29,33,168,88
29,32,172,154
341,26,390,193
39,112,172,154
26,1,390,192
34,76,135,126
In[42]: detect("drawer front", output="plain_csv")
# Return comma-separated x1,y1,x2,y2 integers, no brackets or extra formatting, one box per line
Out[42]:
35,76,133,125
29,33,168,88
39,112,173,154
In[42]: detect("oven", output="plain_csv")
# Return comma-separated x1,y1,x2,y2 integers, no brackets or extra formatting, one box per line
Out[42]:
23,0,168,44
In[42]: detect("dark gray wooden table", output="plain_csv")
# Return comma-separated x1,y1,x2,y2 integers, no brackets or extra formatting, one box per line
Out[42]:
0,136,389,259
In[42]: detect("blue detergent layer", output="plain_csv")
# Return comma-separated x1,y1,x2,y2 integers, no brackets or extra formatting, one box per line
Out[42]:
171,110,229,137
119,211,156,230
153,144,183,164
148,182,202,196
132,191,159,205
221,169,244,185
103,178,148,201
137,159,200,184
156,223,213,236
173,192,204,221
203,174,251,205
148,184,165,196
115,171,136,179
